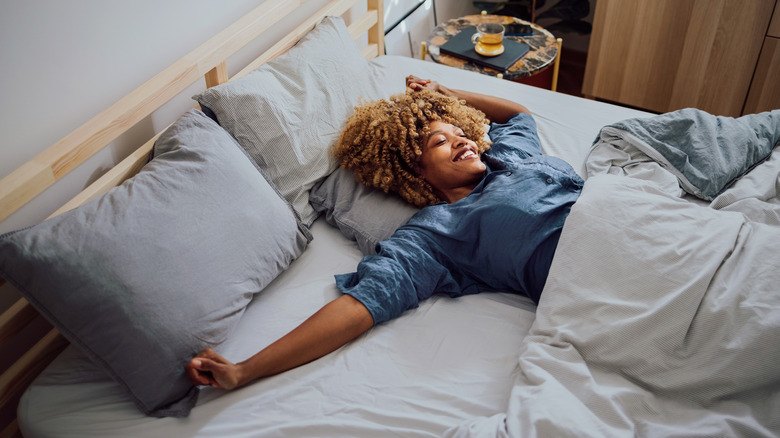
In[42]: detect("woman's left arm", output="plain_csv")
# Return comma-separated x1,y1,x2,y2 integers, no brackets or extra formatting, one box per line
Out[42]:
406,75,530,124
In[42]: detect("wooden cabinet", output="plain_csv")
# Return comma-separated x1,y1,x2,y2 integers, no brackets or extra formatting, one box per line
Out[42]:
744,5,780,114
583,0,779,116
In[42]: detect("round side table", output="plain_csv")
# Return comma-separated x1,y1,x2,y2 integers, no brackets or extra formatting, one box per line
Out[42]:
423,15,562,88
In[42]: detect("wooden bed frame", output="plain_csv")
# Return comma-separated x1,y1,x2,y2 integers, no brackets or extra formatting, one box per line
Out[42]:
0,1,384,435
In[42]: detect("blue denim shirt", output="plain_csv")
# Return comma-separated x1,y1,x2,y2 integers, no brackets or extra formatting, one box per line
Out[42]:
335,113,583,325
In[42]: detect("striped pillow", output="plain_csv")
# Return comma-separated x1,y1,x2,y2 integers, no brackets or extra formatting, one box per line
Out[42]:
194,16,384,226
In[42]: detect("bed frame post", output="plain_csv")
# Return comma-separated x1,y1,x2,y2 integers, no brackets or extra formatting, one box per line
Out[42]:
368,0,384,56
205,61,229,88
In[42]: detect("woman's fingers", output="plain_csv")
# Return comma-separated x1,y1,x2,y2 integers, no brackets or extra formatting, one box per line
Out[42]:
186,348,231,388
185,357,216,386
406,75,431,89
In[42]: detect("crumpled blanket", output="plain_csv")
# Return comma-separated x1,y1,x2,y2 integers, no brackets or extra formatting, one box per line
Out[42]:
586,108,780,201
444,109,780,438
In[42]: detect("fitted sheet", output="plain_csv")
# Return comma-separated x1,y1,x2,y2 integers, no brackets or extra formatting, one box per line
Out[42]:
19,56,652,438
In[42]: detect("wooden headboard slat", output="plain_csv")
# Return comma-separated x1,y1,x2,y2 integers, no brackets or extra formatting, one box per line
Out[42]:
0,328,67,408
0,299,38,345
1,420,19,438
0,0,303,223
361,44,380,60
349,9,379,40
205,61,230,88
48,135,163,219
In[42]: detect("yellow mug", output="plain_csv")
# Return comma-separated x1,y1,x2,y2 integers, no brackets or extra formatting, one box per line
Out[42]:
471,23,505,56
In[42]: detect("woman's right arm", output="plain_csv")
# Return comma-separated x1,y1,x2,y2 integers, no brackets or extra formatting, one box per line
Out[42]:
406,75,530,124
186,294,373,390
185,228,449,390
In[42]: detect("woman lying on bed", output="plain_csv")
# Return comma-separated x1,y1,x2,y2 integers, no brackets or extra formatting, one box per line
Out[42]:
185,75,583,390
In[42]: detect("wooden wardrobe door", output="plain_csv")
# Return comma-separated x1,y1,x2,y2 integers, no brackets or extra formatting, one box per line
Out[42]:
583,0,776,116
743,37,780,115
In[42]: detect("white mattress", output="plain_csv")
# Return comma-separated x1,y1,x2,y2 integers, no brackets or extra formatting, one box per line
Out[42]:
19,56,651,438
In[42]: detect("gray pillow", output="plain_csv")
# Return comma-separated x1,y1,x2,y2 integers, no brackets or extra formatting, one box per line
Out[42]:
309,168,418,255
194,16,384,227
0,109,310,418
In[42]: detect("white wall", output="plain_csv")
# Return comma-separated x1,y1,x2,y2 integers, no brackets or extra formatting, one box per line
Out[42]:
0,0,339,235
384,0,435,58
384,0,480,58
433,0,481,26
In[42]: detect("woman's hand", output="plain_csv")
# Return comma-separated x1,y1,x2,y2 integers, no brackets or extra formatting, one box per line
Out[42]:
185,348,243,390
406,75,444,93
183,295,374,391
405,74,530,123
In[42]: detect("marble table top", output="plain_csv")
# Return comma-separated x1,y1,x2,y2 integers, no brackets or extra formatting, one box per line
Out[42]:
426,15,559,79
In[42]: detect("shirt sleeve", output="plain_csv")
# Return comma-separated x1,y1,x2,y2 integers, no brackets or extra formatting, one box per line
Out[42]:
485,113,543,168
334,227,460,325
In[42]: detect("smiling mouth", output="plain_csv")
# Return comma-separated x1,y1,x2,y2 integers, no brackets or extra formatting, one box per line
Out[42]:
454,148,477,162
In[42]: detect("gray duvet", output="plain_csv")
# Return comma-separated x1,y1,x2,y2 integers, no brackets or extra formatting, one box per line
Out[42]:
446,108,780,438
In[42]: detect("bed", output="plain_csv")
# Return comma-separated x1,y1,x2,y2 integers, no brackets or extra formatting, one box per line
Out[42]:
1,0,779,437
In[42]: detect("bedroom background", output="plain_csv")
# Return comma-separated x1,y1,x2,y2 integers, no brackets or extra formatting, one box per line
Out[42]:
1,0,776,435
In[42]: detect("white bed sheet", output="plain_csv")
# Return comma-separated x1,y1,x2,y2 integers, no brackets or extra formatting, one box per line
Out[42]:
19,56,651,438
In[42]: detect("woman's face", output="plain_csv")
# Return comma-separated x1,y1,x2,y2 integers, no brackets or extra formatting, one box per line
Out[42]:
418,120,486,201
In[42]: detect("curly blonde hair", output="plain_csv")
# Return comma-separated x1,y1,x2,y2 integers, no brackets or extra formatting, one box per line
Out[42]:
333,89,491,208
